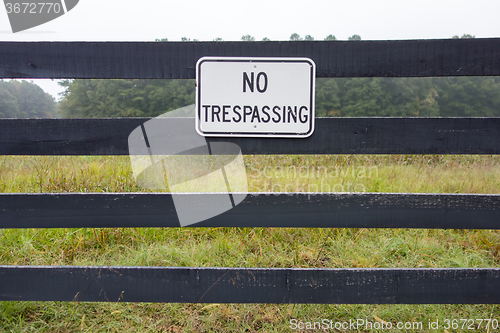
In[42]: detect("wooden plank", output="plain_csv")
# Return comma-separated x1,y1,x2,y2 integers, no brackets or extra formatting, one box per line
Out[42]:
0,39,499,79
1,192,499,229
1,117,500,156
1,266,499,304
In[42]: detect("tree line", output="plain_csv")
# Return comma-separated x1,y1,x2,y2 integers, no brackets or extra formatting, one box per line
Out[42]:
157,33,362,42
56,76,500,118
317,76,500,117
156,33,472,43
0,80,57,118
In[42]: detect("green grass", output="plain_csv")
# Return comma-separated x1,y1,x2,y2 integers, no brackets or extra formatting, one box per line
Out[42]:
0,155,499,332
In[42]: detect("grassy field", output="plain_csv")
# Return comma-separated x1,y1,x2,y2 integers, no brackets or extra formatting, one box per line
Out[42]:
0,155,499,332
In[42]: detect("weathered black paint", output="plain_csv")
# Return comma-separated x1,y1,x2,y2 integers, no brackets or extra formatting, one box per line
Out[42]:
1,266,499,303
0,39,499,79
1,117,499,155
0,192,498,229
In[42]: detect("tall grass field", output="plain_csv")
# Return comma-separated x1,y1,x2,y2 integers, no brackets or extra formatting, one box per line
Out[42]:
0,154,499,332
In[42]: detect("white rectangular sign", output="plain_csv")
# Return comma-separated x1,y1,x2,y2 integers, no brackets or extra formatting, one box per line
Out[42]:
196,57,316,138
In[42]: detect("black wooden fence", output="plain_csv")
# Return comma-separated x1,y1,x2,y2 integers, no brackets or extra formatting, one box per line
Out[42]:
0,38,500,303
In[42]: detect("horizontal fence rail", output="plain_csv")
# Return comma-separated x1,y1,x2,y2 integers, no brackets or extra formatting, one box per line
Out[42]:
1,193,499,229
1,266,499,304
1,117,500,155
1,39,499,79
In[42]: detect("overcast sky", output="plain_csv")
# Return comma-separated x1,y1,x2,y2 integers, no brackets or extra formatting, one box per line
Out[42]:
2,0,500,100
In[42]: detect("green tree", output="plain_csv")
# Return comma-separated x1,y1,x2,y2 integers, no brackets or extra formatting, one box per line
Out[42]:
241,34,255,41
433,77,500,117
382,78,439,117
262,37,271,41
0,80,56,118
315,79,341,116
13,80,57,118
348,34,362,41
289,33,302,41
304,35,314,41
0,85,20,118
154,38,168,42
324,34,336,41
57,79,195,118
452,34,475,39
340,78,391,116
144,79,195,116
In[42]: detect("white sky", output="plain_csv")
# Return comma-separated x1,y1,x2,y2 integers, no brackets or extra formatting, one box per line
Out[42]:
1,0,500,100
